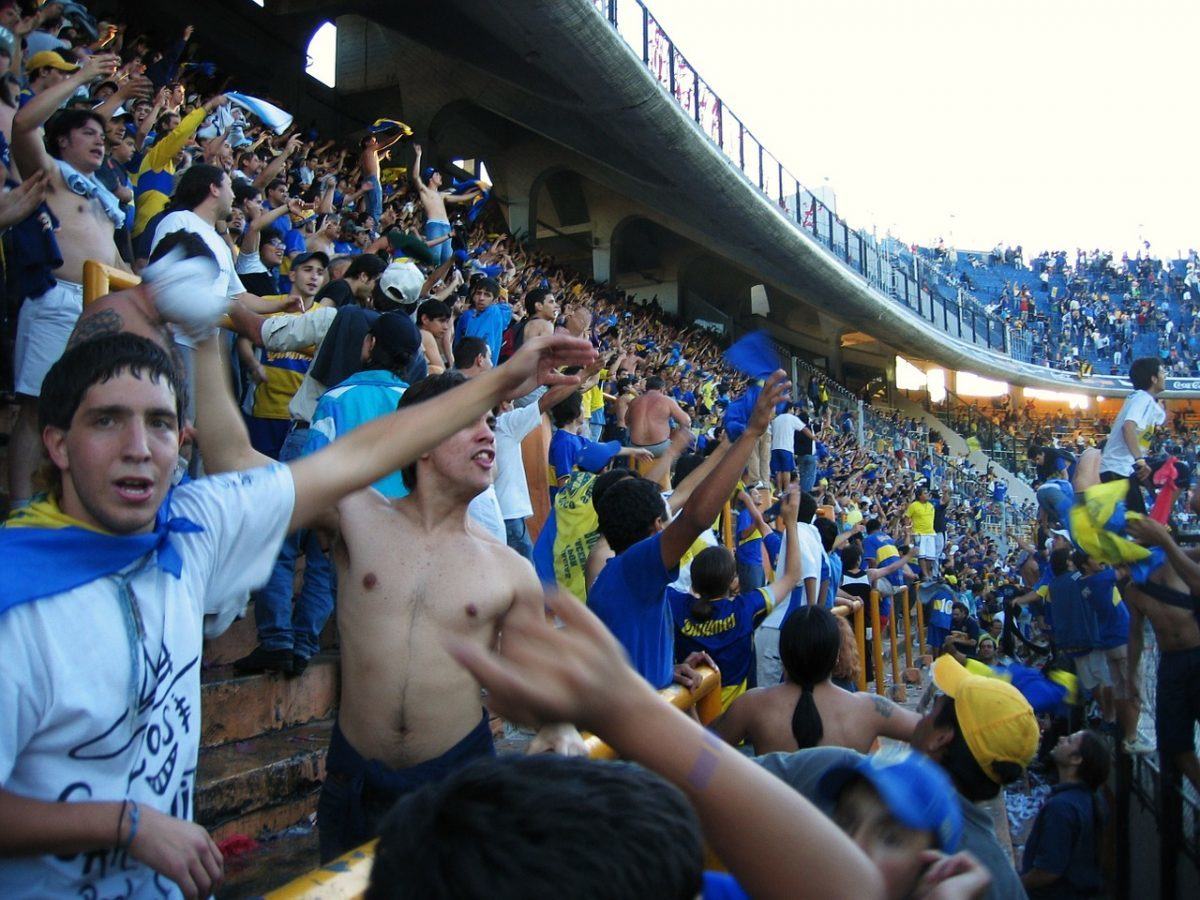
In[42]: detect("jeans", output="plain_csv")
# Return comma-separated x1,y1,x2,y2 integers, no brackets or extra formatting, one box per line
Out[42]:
364,174,382,223
797,454,818,492
254,426,336,659
504,516,533,560
424,219,452,266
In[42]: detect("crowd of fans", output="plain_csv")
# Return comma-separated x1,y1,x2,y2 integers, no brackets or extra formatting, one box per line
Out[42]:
0,3,1195,900
921,240,1200,377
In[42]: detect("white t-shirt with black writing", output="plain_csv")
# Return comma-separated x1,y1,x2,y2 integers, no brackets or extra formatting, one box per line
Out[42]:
0,464,295,899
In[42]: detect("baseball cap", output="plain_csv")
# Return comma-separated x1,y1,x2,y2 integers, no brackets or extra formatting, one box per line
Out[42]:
818,748,962,852
368,311,421,359
291,250,330,269
377,260,425,307
26,50,80,73
932,654,1038,783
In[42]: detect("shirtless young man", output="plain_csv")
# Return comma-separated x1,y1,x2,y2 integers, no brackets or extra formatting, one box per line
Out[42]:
196,341,595,862
1124,510,1200,788
628,375,691,458
410,142,480,266
9,51,124,505
358,130,405,224
520,287,558,344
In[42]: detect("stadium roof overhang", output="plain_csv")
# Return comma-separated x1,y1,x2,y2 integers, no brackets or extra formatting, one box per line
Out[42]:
304,0,1189,398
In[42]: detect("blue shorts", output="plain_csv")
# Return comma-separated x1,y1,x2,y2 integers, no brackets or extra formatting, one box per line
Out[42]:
770,449,796,474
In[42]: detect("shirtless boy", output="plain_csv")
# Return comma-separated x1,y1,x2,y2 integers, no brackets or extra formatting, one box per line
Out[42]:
411,142,480,266
628,375,691,457
196,339,594,861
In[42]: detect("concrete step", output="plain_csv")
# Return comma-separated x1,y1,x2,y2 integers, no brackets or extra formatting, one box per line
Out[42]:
217,828,320,899
201,653,339,748
202,602,339,669
197,719,330,834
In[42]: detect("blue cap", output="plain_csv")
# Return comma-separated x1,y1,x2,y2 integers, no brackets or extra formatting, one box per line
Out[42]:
576,440,622,473
818,749,963,852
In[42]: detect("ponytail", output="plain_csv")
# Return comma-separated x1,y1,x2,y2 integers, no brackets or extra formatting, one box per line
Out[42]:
779,606,840,750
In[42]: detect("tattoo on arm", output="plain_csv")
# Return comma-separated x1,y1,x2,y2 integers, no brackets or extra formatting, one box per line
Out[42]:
67,308,124,350
870,695,895,719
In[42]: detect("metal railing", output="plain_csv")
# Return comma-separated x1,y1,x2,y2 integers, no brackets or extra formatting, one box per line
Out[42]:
590,0,1011,356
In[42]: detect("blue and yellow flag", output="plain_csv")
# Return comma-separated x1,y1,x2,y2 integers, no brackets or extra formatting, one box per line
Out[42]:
1067,478,1164,582
1,492,203,614
369,118,413,136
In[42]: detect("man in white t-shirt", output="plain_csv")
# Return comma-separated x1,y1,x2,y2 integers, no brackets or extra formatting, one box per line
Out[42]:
755,491,824,687
1099,356,1166,514
0,322,595,898
769,404,804,493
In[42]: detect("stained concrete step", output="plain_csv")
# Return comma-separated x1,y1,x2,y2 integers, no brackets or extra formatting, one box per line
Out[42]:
197,719,330,833
201,653,339,748
217,828,320,899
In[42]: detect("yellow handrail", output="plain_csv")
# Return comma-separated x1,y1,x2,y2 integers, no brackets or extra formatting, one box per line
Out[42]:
915,588,927,656
901,586,913,670
82,259,140,304
888,594,901,690
869,590,885,696
266,666,724,899
853,600,867,692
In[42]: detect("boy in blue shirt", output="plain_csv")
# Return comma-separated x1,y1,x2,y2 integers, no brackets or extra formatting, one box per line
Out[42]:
735,484,769,590
590,372,791,689
454,276,511,364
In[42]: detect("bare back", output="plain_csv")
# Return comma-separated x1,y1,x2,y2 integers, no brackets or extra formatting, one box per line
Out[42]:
1126,565,1200,653
332,489,537,768
628,391,674,445
716,681,918,754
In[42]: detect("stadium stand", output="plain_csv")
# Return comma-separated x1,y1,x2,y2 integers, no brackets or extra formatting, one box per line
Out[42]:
0,1,1198,898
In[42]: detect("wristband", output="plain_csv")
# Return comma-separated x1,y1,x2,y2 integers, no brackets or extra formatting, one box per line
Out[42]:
119,800,140,851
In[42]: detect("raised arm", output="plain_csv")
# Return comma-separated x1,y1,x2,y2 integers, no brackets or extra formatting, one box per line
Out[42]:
287,335,595,530
446,588,884,900
766,488,802,603
253,134,302,190
12,53,120,178
659,372,790,569
1127,516,1200,596
193,334,272,474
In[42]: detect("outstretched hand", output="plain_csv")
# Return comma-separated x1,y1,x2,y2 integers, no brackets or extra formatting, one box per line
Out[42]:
1126,515,1171,548
498,334,597,400
747,370,792,435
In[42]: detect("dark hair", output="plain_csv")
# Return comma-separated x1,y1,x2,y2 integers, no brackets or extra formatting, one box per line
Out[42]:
153,111,180,134
951,600,969,617
395,372,467,489
471,277,500,298
689,546,737,620
814,516,837,553
1129,356,1162,391
781,605,840,749
345,253,387,281
148,229,218,266
1075,730,1110,790
40,334,185,434
865,518,881,534
645,376,665,391
525,287,552,317
233,180,261,206
932,697,1022,800
798,491,818,525
842,543,862,570
549,391,583,429
591,468,634,506
595,476,665,554
453,337,490,370
168,164,226,212
671,452,705,489
366,755,703,900
45,109,106,161
416,299,452,325
1049,546,1073,577
266,178,287,195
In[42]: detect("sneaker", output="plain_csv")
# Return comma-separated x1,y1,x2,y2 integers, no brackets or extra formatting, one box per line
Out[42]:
1122,737,1155,755
290,654,309,678
233,645,294,676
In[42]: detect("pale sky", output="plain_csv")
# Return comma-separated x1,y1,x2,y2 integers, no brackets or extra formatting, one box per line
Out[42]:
644,0,1198,259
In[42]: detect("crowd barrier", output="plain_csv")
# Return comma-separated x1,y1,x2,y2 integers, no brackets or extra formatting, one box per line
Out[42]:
265,665,724,898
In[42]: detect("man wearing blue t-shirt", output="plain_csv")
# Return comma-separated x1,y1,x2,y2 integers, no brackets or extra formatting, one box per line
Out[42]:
1079,555,1145,751
455,277,511,365
589,372,791,688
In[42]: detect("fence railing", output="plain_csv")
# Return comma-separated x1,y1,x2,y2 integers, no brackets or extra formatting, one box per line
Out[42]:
590,0,1011,356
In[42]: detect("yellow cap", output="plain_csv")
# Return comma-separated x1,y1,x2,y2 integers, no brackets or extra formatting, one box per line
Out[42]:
26,51,79,73
932,654,1038,783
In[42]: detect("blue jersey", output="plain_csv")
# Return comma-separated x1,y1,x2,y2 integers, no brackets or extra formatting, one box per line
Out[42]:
735,507,764,566
1049,571,1100,655
1081,568,1130,650
589,532,678,689
668,586,773,695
